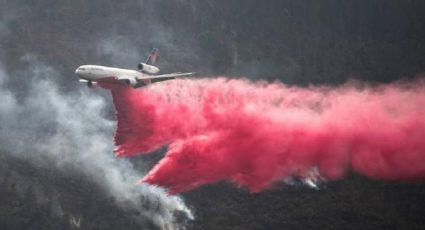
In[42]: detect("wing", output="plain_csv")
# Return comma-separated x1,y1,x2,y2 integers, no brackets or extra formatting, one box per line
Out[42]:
137,72,195,83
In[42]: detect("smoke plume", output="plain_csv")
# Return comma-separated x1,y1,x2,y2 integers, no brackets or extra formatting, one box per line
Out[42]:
102,78,425,193
0,59,193,228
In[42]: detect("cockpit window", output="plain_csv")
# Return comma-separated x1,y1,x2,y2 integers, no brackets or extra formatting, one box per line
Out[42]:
79,67,86,71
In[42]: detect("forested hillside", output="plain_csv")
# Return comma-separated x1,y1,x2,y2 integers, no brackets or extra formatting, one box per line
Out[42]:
1,1,425,229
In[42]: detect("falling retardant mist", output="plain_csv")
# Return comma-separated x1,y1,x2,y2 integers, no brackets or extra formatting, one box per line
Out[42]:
101,77,425,193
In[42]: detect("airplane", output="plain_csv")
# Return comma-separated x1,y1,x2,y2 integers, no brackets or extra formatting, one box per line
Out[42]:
75,48,195,88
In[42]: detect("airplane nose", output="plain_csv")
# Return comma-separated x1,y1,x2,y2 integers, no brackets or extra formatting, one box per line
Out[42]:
75,68,80,75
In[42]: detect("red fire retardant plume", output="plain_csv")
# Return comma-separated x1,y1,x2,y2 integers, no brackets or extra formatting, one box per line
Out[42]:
101,78,425,193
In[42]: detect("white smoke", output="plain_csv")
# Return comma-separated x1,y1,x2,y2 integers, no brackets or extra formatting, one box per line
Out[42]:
0,59,193,229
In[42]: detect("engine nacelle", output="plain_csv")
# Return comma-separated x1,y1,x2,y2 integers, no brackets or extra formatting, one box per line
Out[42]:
137,63,160,74
87,80,98,88
121,77,138,86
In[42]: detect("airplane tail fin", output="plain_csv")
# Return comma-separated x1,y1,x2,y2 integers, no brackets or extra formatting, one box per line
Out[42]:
145,48,159,65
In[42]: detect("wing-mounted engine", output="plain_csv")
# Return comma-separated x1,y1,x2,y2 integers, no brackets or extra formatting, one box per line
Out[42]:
79,79,98,89
118,77,138,87
137,63,160,74
87,81,99,88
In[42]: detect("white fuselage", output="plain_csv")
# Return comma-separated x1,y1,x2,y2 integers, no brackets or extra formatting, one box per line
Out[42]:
75,48,193,88
75,65,146,81
74,61,191,89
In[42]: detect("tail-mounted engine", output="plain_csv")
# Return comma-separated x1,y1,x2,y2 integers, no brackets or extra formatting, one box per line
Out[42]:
137,63,160,75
